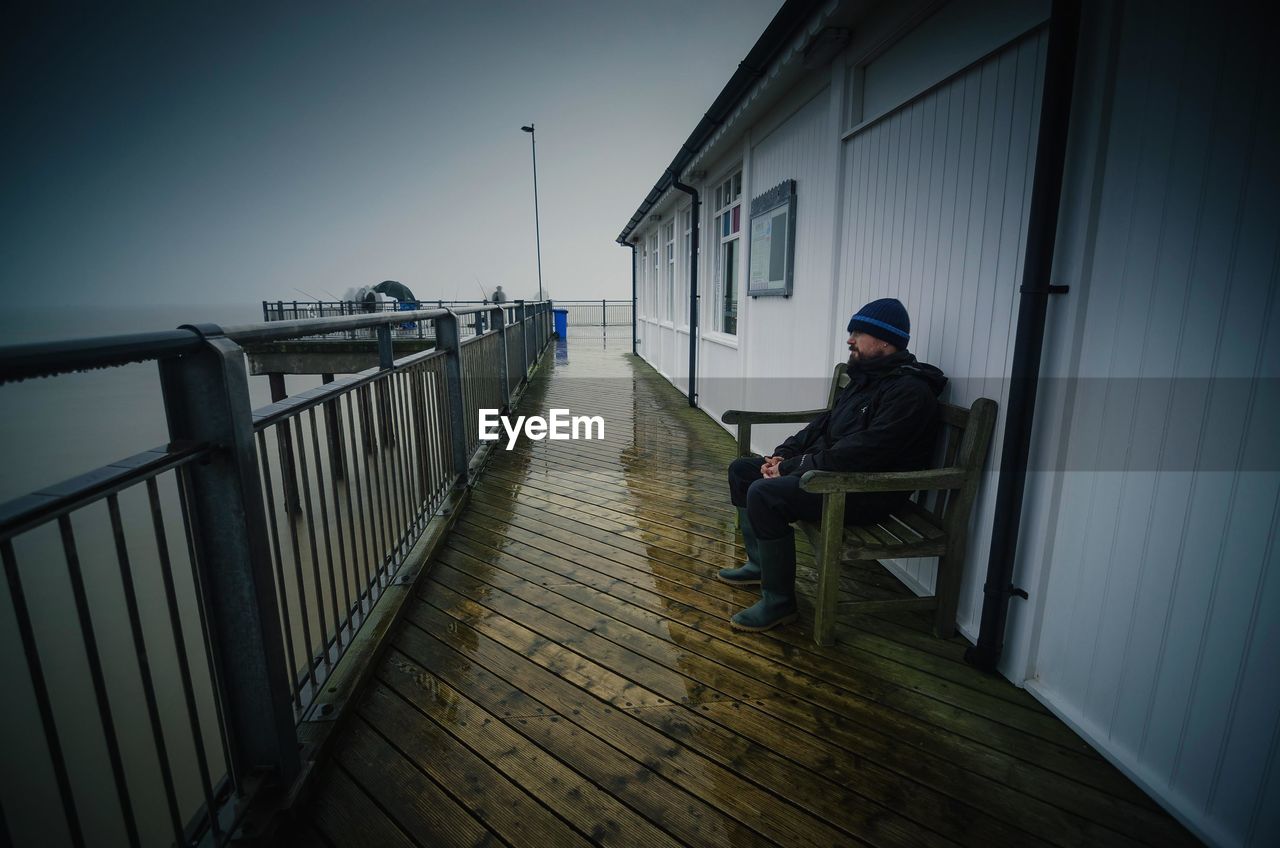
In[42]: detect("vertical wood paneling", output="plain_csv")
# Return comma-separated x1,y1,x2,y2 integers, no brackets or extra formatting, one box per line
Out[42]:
1029,0,1279,843
835,30,1046,602
738,87,841,454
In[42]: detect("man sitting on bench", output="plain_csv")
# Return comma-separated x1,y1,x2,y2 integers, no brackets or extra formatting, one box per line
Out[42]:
723,298,947,632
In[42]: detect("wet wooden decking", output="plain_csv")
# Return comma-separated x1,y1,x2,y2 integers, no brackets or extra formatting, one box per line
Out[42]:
291,335,1197,848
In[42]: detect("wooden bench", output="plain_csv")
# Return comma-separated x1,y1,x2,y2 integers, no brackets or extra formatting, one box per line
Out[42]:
722,363,997,645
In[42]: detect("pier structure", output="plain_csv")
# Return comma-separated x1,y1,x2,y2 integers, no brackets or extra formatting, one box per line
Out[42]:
0,305,1196,846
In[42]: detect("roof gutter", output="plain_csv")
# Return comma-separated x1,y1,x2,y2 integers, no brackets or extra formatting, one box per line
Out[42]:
626,241,638,355
966,0,1081,673
615,0,827,246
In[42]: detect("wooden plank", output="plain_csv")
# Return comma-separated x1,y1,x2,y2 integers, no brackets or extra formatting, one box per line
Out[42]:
408,595,867,847
895,501,947,539
838,597,939,614
390,624,768,848
475,472,742,560
842,536,950,560
432,548,1067,846
308,767,416,848
435,529,1167,814
405,602,809,847
456,499,922,624
333,718,494,846
356,684,595,848
373,646,685,848
441,521,1063,741
481,464,740,543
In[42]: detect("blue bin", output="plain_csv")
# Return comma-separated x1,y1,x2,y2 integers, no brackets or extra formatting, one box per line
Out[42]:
396,300,418,330
553,308,568,338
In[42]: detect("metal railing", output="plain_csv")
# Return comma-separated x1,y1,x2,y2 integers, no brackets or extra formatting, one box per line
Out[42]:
0,302,554,847
550,299,632,329
262,300,516,341
262,299,632,338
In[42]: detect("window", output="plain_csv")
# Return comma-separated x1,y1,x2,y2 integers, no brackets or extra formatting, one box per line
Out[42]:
638,241,649,318
679,206,691,327
650,232,661,319
711,171,742,335
663,220,675,322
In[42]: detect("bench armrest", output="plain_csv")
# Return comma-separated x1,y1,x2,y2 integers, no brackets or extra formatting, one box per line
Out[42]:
799,466,968,494
722,408,829,426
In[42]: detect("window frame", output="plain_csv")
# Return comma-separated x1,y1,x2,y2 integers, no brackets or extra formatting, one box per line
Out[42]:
709,170,742,337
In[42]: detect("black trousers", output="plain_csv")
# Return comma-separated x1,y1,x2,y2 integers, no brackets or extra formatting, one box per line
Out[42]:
727,456,895,541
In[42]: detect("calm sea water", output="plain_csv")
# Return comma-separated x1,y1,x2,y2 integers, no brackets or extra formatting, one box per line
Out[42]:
0,304,323,501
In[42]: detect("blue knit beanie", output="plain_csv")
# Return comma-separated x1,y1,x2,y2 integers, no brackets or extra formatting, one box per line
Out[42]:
847,298,910,349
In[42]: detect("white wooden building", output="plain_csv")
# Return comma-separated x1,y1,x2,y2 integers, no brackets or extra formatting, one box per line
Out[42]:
619,0,1278,845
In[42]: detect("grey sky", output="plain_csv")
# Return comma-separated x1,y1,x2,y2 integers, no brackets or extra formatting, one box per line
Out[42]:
1,0,783,308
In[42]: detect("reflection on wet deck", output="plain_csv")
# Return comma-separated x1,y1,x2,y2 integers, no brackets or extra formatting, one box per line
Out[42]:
291,335,1195,847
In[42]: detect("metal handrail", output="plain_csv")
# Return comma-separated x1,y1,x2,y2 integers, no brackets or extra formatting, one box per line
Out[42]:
0,302,550,384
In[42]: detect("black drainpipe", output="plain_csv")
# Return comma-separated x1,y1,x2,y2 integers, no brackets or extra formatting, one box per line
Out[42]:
965,0,1081,673
671,174,700,407
626,241,638,355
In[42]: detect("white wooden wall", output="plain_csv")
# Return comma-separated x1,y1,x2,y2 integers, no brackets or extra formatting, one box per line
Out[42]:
1020,1,1280,844
834,29,1047,607
740,85,845,455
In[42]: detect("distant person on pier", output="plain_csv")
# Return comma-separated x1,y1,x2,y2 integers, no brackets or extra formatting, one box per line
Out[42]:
491,285,508,303
722,298,947,633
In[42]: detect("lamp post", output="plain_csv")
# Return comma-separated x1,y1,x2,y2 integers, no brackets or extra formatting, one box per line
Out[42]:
520,124,544,302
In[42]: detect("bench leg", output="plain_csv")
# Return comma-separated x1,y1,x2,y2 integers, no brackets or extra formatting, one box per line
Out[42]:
812,494,845,646
932,549,963,639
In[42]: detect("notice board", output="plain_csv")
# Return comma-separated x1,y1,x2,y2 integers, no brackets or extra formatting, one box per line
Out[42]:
747,179,796,298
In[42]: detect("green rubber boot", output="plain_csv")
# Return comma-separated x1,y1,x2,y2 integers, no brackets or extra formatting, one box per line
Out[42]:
730,534,798,632
718,508,762,585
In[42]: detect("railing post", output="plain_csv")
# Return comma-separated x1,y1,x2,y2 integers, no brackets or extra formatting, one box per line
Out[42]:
321,373,344,480
602,298,606,330
516,301,530,378
376,324,396,447
435,311,470,487
493,307,511,413
267,373,301,514
157,326,300,796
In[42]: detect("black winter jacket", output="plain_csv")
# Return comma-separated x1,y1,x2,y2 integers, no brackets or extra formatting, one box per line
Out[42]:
774,352,947,487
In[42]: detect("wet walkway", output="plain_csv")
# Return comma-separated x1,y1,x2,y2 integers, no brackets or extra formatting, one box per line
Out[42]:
291,334,1196,847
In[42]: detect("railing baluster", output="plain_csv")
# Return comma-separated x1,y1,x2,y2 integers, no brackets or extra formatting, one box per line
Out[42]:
105,493,184,846
325,399,355,625
272,425,318,700
173,467,235,790
1,539,85,848
360,384,391,578
291,415,331,671
58,514,141,847
145,476,222,842
366,379,394,579
343,391,374,602
253,433,301,709
391,369,419,539
306,409,343,652
385,371,412,557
